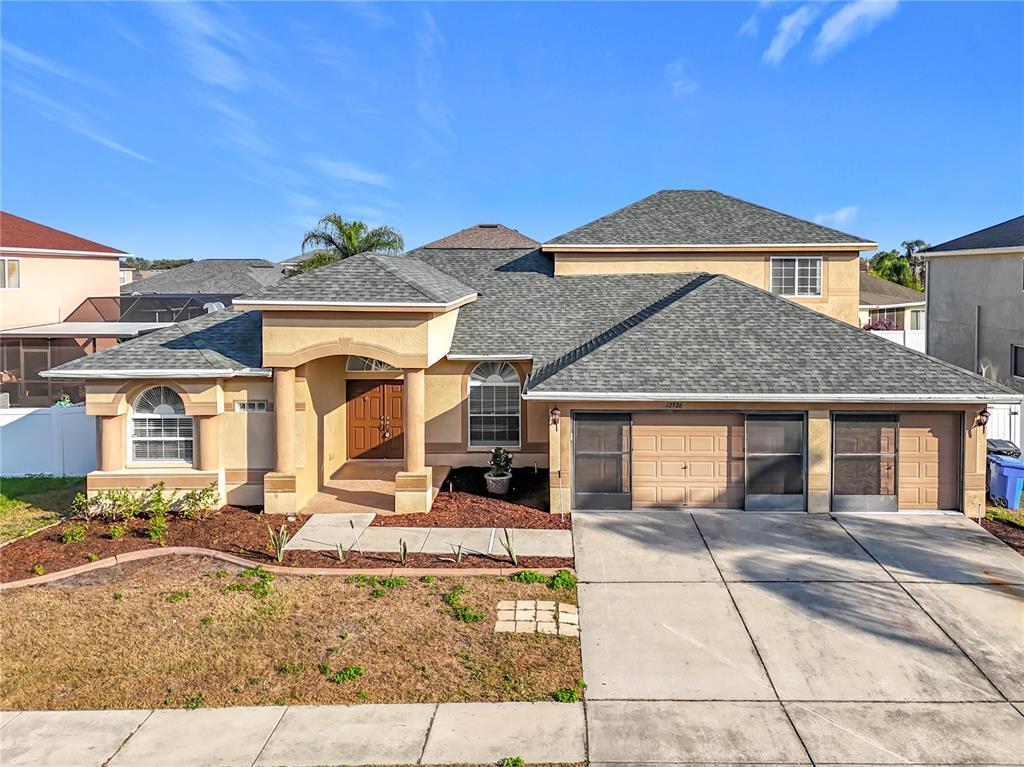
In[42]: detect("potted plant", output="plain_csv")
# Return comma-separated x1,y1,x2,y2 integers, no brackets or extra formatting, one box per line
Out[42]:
485,447,513,495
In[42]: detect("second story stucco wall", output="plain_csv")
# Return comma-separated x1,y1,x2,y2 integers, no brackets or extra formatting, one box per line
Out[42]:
0,252,120,330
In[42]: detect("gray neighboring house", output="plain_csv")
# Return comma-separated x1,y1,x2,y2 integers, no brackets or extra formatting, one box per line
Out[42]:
923,215,1024,395
122,258,284,297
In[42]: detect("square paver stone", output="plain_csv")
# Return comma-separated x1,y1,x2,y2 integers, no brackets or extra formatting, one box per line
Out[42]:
572,511,719,582
904,582,1024,700
837,513,1024,584
579,582,774,700
785,701,1024,764
110,706,284,767
0,709,151,767
490,528,574,557
587,701,810,764
730,581,1001,701
421,702,585,764
254,703,435,766
417,527,493,554
351,526,432,554
695,513,891,582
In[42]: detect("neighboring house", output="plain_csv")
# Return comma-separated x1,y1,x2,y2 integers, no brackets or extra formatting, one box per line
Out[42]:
858,272,927,352
923,215,1024,395
45,190,1018,520
0,213,164,406
122,258,284,298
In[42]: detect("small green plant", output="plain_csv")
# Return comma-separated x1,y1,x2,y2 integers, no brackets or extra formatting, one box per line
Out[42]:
32,564,45,576
214,569,228,578
451,605,483,622
380,576,406,589
143,482,173,519
500,757,525,767
442,543,465,564
60,522,87,544
176,482,220,519
335,542,347,562
442,584,483,622
277,661,302,674
489,446,513,477
346,574,377,586
510,569,547,584
87,552,99,562
552,678,586,702
355,690,369,700
549,569,578,591
146,512,169,545
113,592,123,601
167,590,191,603
498,528,518,566
398,538,408,565
322,665,364,683
182,692,205,710
420,575,435,584
370,588,388,599
267,524,291,563
200,615,213,625
108,523,128,540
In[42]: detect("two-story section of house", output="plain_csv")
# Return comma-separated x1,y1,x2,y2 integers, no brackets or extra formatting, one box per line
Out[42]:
544,190,875,325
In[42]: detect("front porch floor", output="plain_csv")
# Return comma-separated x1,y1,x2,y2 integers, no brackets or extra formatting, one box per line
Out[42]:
299,460,450,516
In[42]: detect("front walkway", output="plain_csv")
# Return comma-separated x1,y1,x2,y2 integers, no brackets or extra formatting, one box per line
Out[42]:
299,460,450,515
0,702,585,767
573,511,1024,766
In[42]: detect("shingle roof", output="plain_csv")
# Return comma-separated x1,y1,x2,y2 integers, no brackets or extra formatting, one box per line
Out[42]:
924,215,1024,253
240,253,477,306
45,310,265,376
422,224,539,249
0,212,127,254
859,273,925,307
122,259,284,296
545,190,875,247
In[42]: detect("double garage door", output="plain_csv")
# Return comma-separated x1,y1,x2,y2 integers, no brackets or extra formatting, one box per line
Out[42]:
572,411,961,512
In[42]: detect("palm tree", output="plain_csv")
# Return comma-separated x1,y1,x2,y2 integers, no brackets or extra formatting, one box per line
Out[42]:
869,249,920,290
900,239,930,286
292,214,404,275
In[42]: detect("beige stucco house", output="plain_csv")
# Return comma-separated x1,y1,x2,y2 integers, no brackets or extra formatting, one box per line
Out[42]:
45,191,1020,518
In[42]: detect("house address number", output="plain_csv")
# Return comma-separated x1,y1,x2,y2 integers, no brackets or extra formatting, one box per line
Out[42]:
665,402,684,408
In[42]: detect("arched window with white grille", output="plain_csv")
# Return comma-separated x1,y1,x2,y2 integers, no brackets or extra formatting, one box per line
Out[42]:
468,361,521,447
130,386,194,462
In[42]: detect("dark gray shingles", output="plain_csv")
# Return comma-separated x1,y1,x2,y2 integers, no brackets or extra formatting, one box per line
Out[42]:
924,215,1024,253
46,310,264,374
859,273,925,306
241,253,476,305
422,224,539,249
122,259,283,296
545,190,875,246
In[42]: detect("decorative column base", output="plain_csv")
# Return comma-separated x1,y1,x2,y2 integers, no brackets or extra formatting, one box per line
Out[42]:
264,471,297,515
394,467,433,515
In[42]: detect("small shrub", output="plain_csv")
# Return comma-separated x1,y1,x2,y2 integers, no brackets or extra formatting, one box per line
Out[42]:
146,513,169,545
70,492,96,520
335,542,347,562
500,757,525,767
498,528,517,566
167,590,191,603
108,523,128,540
143,482,173,520
442,584,466,607
87,552,99,562
267,524,291,563
420,575,435,584
183,692,205,710
176,482,220,519
32,564,45,576
549,569,578,591
442,543,465,564
510,569,547,584
60,522,87,544
323,665,364,683
488,446,513,477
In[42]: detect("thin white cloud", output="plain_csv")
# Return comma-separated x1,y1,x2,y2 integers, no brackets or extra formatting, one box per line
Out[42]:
763,5,819,65
814,0,899,61
814,205,860,228
415,9,454,147
313,159,390,188
1,38,108,91
739,13,760,38
152,2,247,90
666,58,699,97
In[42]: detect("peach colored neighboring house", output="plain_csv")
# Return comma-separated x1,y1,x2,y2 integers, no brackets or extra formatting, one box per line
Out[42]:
0,213,128,406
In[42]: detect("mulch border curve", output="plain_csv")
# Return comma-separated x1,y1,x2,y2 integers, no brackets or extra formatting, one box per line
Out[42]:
0,546,575,591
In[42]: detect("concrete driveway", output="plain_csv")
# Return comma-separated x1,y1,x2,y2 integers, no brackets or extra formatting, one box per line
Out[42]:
574,511,1024,766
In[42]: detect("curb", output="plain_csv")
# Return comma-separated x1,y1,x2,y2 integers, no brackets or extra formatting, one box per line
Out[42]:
0,547,575,590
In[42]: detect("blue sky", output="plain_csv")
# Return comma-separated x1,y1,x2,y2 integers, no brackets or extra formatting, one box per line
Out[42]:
2,1,1022,261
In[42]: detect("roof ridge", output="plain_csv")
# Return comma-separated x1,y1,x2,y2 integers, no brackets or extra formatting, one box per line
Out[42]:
707,190,871,243
543,191,665,244
364,253,448,303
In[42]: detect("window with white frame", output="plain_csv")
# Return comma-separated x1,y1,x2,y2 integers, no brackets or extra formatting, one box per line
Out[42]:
131,386,194,462
346,356,398,372
234,400,267,412
0,258,21,289
909,309,925,331
468,361,521,447
771,257,822,297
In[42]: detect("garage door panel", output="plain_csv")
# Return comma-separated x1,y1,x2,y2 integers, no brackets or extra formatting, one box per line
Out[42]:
632,459,657,478
660,435,686,452
633,434,657,452
898,412,960,511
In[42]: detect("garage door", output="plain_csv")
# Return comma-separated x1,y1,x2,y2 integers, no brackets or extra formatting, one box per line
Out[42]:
898,412,961,510
632,412,744,509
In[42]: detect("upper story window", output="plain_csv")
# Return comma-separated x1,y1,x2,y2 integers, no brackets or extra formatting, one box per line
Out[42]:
1013,345,1024,380
771,257,822,298
131,386,194,462
346,356,398,372
0,258,21,289
468,361,521,447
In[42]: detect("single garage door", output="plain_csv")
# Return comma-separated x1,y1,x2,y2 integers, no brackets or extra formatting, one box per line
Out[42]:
632,412,745,509
898,412,961,510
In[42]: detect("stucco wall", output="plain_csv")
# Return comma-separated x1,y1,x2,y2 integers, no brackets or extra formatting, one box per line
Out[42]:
926,251,1024,394
0,253,120,330
550,250,862,325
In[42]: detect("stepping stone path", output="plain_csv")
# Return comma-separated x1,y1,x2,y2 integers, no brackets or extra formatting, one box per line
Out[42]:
494,599,580,636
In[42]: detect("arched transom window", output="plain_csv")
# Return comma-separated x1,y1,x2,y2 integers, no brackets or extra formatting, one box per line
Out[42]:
131,386,194,462
346,356,398,372
468,361,521,447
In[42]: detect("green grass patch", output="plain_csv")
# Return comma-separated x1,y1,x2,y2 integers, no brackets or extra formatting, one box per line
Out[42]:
0,476,84,543
987,506,1024,529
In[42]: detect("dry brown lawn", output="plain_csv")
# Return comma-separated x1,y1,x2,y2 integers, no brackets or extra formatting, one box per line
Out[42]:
0,556,582,711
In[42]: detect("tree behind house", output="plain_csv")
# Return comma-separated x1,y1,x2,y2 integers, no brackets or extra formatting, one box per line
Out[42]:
292,214,404,275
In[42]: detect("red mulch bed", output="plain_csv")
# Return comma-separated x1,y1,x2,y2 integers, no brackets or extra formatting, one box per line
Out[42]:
373,467,569,530
981,517,1024,554
0,507,572,583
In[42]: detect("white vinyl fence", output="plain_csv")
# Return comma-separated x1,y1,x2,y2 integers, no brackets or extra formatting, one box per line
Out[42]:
988,402,1022,449
0,404,96,477
868,329,927,353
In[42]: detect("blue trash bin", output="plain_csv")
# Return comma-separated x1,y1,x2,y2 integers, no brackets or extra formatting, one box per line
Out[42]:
987,454,1024,511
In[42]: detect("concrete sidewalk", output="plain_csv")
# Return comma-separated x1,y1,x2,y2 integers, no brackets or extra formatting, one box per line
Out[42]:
0,701,586,767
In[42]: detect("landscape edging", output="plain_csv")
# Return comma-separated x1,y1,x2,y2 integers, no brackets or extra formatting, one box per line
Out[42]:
0,546,575,590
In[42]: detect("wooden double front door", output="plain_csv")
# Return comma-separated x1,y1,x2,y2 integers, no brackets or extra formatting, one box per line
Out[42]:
346,380,404,460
